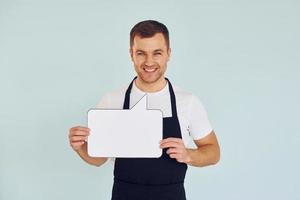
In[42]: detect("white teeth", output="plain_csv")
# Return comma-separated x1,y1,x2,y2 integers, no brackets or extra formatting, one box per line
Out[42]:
144,68,156,72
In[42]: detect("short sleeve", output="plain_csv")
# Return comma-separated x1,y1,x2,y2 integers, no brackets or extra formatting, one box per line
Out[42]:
187,95,213,140
95,93,111,109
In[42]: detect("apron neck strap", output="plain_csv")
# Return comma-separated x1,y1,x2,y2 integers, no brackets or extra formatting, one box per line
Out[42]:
122,77,136,110
123,76,178,117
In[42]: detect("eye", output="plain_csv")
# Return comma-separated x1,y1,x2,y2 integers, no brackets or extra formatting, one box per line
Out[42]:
154,52,162,55
137,52,144,56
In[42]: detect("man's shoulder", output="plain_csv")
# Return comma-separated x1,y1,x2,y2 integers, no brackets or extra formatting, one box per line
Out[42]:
173,84,196,100
96,83,128,109
103,83,128,99
172,84,206,111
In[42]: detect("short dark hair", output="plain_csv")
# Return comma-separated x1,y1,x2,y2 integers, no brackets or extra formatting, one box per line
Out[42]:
130,20,170,49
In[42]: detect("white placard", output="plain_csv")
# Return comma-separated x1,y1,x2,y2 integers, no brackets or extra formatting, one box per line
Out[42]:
87,95,163,158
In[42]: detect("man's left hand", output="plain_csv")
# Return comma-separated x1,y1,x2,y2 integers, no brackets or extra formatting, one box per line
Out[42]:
159,137,191,164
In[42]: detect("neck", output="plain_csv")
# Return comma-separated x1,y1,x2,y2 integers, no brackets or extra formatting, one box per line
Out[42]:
135,76,167,93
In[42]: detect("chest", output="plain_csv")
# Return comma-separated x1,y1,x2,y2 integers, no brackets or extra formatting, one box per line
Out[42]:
129,93,193,146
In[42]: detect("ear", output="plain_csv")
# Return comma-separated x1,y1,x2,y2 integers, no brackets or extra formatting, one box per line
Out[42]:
167,48,171,61
129,48,134,61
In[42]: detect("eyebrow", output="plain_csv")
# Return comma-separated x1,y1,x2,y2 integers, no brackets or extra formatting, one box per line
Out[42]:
136,49,164,53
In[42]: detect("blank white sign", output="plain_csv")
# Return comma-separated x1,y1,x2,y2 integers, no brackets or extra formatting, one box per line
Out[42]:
87,95,163,158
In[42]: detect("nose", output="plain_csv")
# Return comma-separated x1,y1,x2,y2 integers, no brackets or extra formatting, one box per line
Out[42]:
144,55,155,67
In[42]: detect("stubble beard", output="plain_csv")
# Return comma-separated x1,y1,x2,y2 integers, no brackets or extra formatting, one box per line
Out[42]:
137,66,164,85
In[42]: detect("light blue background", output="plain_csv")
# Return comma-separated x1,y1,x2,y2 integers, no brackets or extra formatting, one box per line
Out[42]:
1,0,299,199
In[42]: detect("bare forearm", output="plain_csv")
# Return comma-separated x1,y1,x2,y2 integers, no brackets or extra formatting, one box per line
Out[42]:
186,144,220,167
75,143,107,167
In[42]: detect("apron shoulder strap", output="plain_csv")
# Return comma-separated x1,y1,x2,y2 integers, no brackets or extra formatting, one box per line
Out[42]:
165,78,178,117
123,77,137,109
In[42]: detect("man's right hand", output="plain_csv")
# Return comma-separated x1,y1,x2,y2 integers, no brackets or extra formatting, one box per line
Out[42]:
68,126,90,151
68,125,108,167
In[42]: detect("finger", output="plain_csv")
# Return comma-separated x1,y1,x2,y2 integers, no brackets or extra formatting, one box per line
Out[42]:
169,153,185,162
70,130,90,137
166,148,180,154
70,136,87,142
169,153,180,159
160,141,182,149
70,126,90,132
71,141,85,147
160,137,183,144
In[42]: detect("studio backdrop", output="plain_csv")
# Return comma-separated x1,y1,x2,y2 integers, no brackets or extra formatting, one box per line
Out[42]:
1,0,299,199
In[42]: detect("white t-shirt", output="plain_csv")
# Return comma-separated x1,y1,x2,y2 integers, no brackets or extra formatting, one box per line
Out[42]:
95,79,213,149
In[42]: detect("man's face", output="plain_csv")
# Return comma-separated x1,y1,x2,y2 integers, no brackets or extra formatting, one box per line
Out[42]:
130,33,171,84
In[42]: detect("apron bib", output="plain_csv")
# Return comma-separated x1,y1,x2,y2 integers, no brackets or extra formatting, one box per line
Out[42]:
112,77,187,200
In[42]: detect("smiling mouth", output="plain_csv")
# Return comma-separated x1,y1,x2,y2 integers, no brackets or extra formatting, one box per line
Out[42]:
143,67,158,73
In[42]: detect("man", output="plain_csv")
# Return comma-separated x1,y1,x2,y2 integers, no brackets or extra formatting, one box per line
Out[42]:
68,20,220,200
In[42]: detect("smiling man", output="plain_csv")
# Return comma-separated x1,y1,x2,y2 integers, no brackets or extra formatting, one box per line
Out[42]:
68,20,220,200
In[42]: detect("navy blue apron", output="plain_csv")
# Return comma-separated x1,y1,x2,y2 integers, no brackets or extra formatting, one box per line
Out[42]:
112,77,187,200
